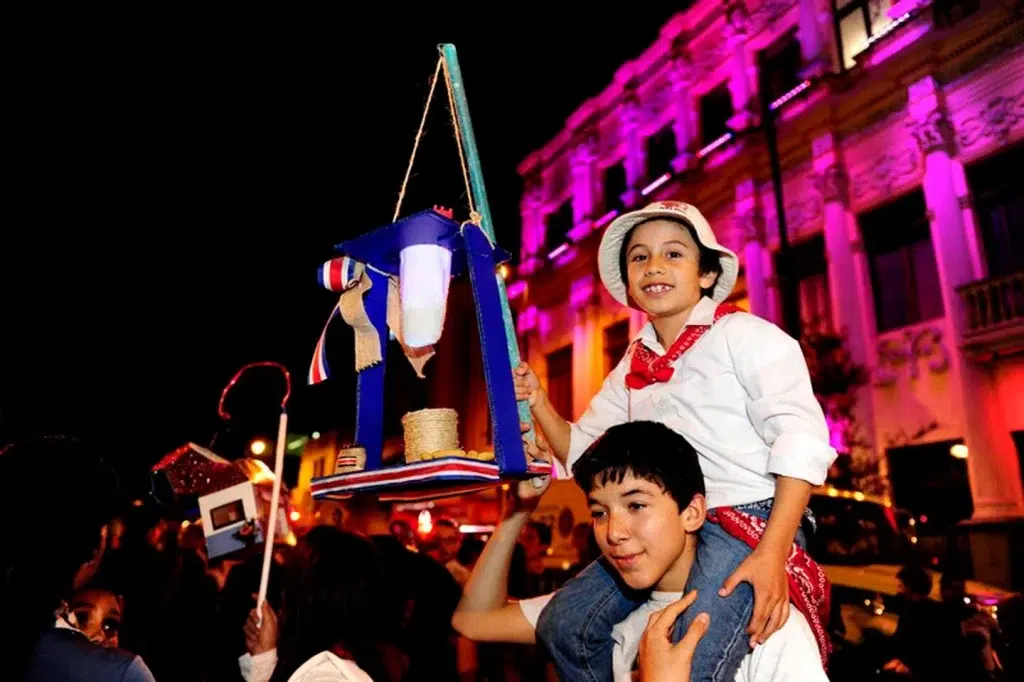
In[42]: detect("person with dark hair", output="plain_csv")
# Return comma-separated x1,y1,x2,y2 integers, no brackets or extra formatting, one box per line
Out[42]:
239,526,388,681
452,422,827,682
69,580,125,650
0,437,156,681
883,564,979,680
513,201,836,681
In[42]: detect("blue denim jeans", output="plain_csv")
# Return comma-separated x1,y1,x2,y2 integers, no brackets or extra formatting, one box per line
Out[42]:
536,499,810,682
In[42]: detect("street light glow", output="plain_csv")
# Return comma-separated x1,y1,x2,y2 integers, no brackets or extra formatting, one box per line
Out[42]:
250,439,268,456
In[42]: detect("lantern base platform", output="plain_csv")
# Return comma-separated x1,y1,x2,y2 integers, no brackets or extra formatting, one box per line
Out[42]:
310,456,551,503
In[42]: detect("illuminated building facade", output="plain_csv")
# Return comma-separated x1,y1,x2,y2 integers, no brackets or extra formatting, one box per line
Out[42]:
509,0,1024,584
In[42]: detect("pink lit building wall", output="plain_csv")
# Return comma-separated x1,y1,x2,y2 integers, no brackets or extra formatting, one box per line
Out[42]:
508,0,1024,582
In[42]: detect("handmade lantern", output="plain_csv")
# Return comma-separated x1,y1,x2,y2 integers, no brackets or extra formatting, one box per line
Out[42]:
307,45,549,501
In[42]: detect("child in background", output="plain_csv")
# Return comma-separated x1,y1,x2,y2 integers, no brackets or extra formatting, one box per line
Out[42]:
514,201,836,681
70,584,125,650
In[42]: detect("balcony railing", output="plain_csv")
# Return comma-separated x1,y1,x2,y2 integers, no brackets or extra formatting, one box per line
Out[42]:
959,271,1024,352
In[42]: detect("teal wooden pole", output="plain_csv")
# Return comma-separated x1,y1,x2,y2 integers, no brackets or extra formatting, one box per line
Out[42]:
439,43,534,443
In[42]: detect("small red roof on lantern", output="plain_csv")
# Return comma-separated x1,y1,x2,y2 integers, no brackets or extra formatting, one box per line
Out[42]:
152,442,248,497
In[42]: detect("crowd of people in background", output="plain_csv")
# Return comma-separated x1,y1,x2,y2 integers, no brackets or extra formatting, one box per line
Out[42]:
2,435,1015,681
1,437,603,682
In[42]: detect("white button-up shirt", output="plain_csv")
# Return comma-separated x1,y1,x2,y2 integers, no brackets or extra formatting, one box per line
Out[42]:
563,297,837,509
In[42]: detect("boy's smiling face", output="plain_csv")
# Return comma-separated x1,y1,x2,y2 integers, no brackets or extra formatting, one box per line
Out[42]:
624,219,718,320
587,471,705,592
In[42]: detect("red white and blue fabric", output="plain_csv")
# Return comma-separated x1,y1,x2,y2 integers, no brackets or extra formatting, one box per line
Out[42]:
308,304,340,385
309,257,362,385
309,457,552,500
317,256,359,292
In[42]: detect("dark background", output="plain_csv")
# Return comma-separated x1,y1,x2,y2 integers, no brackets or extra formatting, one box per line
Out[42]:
1,7,685,485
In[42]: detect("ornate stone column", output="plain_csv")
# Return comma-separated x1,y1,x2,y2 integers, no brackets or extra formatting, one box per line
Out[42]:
724,1,759,130
669,47,698,173
570,135,600,235
908,75,1024,522
518,183,546,276
734,179,771,319
797,0,833,77
621,90,646,208
813,133,876,370
570,274,604,420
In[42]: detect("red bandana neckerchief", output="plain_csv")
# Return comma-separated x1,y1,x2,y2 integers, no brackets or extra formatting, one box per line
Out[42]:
625,303,744,390
706,508,833,669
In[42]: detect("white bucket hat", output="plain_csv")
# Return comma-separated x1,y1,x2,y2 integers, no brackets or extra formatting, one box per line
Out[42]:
597,200,739,308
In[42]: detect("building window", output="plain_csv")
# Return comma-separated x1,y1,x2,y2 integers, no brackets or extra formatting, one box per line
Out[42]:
545,201,573,254
860,190,944,332
700,85,733,144
604,320,631,374
312,456,324,480
759,31,803,105
787,235,832,337
604,162,627,212
546,345,574,421
834,0,894,70
967,144,1024,278
646,126,677,179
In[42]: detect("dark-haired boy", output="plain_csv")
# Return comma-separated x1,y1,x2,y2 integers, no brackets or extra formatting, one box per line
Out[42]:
452,422,827,681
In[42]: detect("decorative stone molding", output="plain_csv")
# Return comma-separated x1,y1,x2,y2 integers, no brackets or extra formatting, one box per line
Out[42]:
724,0,751,43
909,108,957,155
958,91,1024,148
874,327,950,386
735,210,766,246
815,163,850,205
851,146,921,202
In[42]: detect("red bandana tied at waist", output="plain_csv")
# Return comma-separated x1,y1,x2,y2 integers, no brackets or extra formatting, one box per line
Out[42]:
625,304,744,390
706,507,832,669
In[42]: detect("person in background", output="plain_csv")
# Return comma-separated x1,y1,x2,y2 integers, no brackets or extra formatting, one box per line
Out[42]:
883,564,965,680
389,519,418,552
1,437,156,681
239,526,388,682
429,517,470,587
70,582,125,650
568,522,600,579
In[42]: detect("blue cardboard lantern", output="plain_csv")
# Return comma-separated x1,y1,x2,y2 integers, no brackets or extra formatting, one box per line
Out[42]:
307,208,549,501
305,44,547,502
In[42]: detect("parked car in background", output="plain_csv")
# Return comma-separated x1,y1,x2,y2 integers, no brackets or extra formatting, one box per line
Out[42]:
809,487,1018,644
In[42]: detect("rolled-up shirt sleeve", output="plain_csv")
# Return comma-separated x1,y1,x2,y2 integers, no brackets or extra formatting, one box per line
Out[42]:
562,355,631,478
728,317,837,485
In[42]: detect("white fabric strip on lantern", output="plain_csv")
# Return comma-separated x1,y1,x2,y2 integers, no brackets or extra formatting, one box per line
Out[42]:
399,244,452,348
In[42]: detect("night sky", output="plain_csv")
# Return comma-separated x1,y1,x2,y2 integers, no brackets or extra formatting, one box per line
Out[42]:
2,8,683,484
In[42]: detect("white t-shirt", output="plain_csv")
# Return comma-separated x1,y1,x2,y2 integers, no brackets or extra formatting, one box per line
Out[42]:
239,649,373,682
559,297,837,509
519,592,827,682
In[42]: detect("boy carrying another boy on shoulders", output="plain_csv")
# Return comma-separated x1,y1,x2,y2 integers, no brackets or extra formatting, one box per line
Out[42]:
452,421,829,682
513,201,836,681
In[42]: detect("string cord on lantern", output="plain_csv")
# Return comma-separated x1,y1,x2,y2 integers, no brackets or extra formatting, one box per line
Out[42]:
392,52,479,224
393,56,443,223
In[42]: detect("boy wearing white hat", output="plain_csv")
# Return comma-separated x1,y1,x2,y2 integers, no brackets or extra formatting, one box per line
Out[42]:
513,201,836,681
